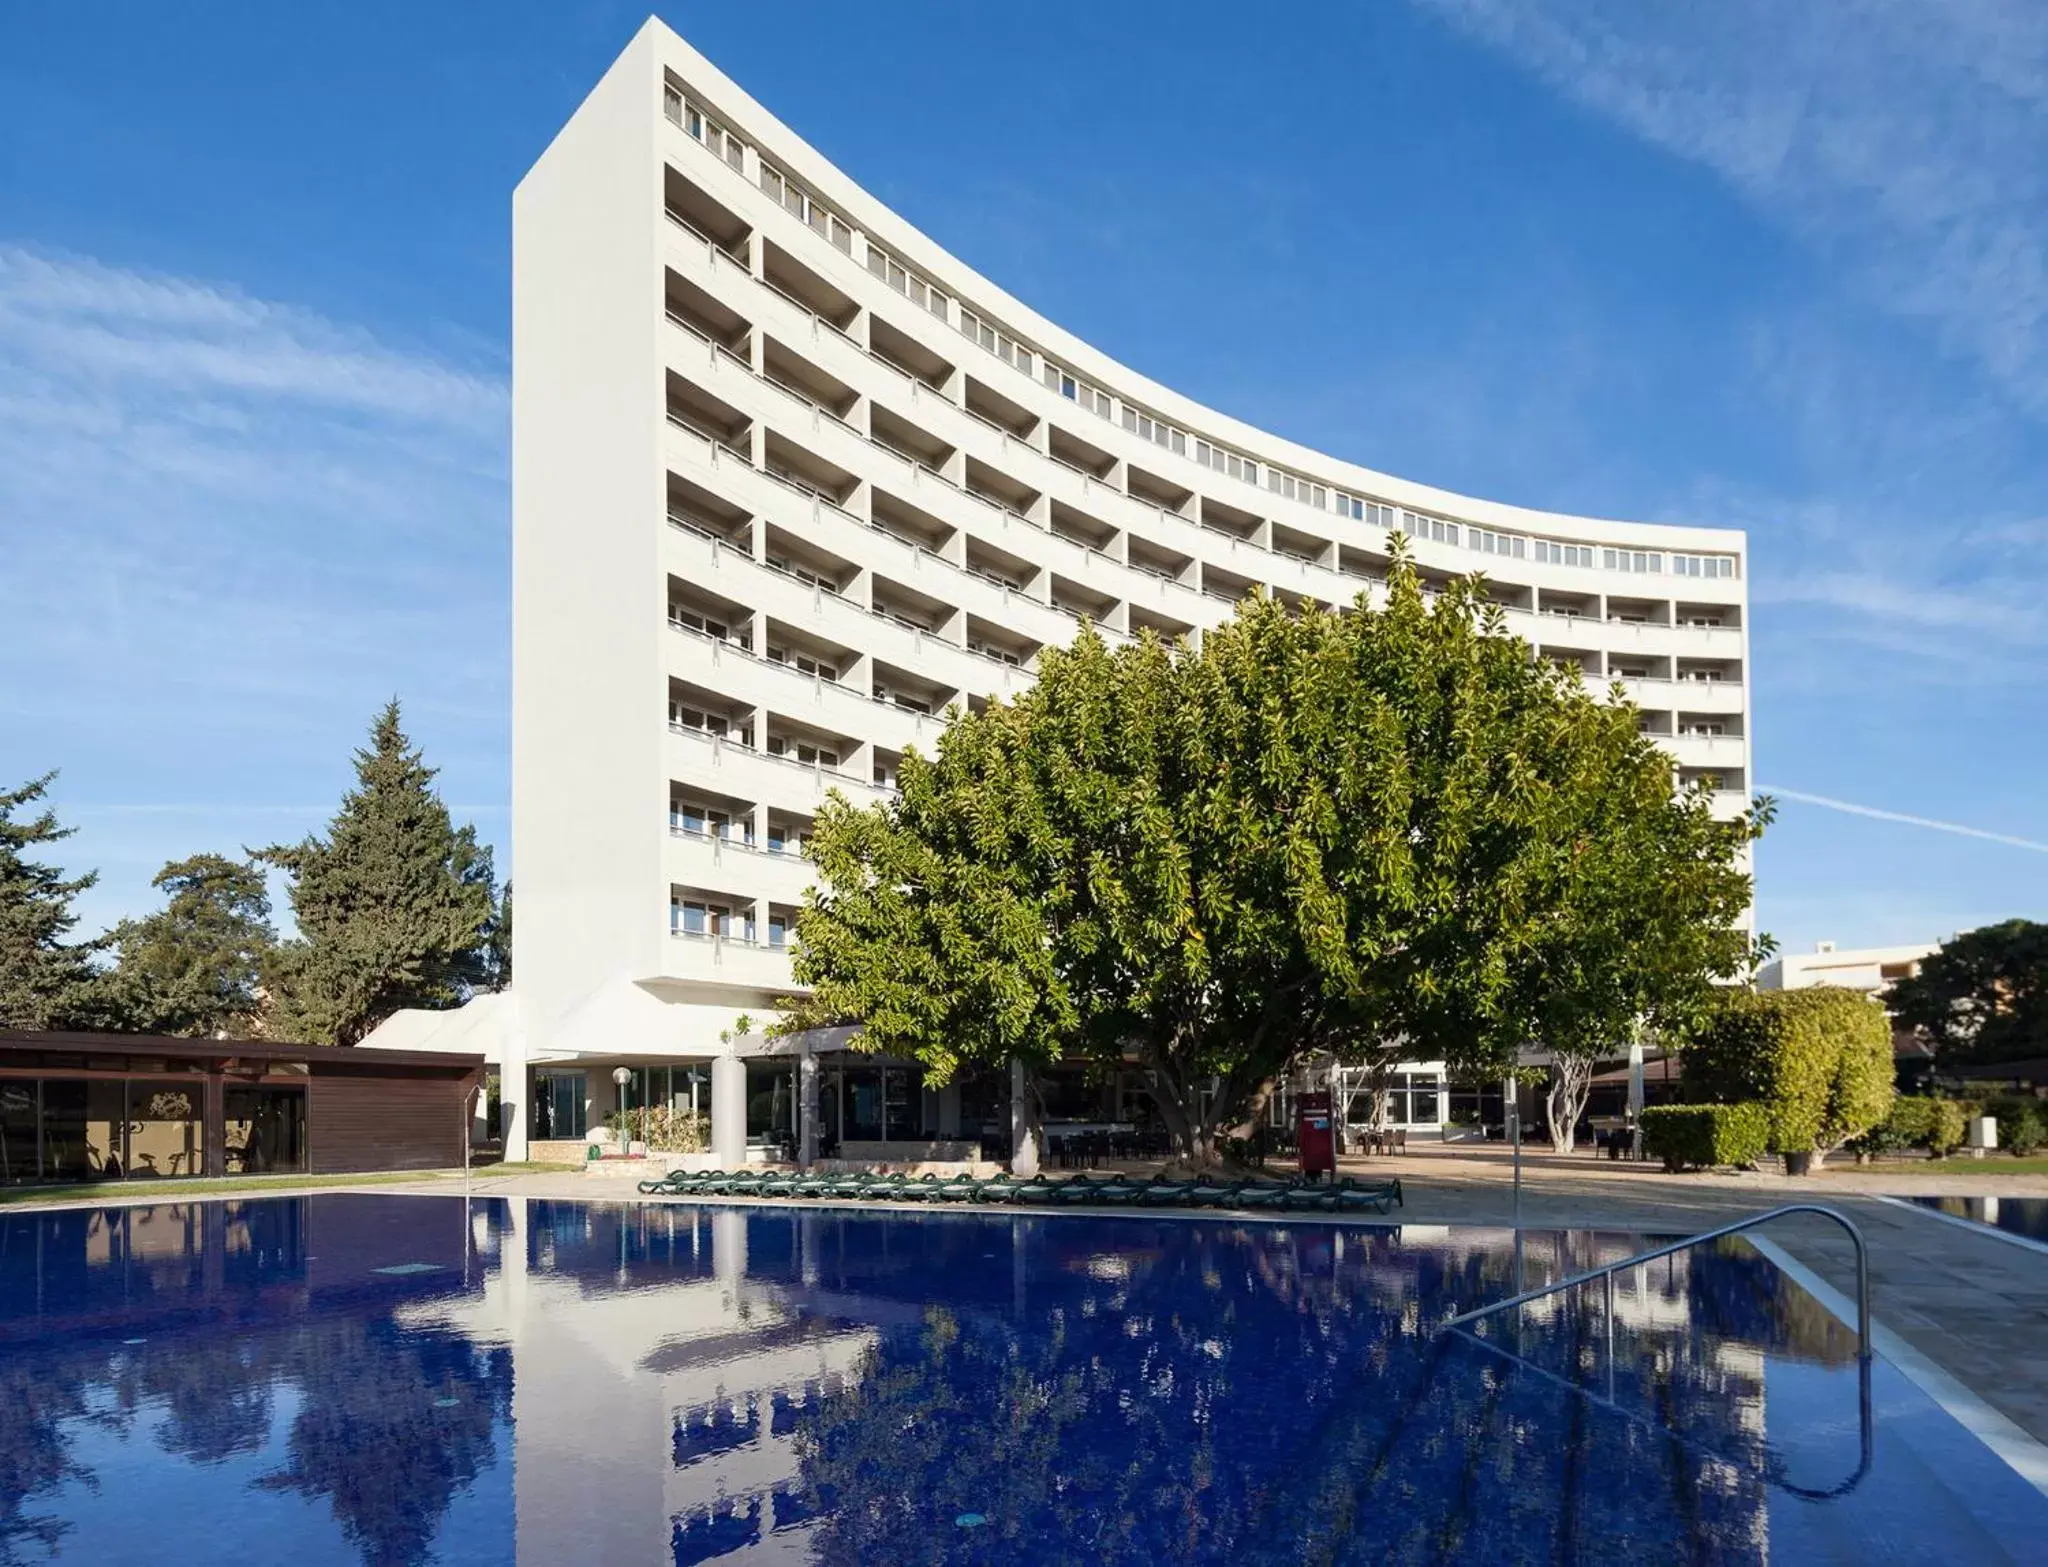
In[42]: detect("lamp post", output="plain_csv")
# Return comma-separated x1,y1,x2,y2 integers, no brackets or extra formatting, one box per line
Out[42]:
612,1066,633,1157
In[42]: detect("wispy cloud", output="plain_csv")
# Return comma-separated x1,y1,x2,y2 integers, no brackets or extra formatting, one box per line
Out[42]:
1762,787,2048,854
0,244,509,932
1410,0,2048,419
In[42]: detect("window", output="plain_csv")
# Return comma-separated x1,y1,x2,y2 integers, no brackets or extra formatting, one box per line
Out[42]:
1194,439,1259,485
534,1071,587,1141
768,912,790,948
960,309,1036,378
1044,360,1113,419
670,703,734,739
1533,539,1598,568
1265,468,1327,509
1467,527,1526,559
1680,721,1725,737
768,645,837,680
1120,404,1185,454
669,606,751,649
866,243,948,320
766,554,841,595
968,638,1021,667
768,736,839,767
1401,510,1459,546
1602,548,1665,574
672,898,753,941
667,85,746,170
874,684,931,714
1673,553,1738,579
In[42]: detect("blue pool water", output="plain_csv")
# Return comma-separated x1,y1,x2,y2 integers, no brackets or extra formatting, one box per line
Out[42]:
2,1195,2043,1565
1910,1194,2048,1247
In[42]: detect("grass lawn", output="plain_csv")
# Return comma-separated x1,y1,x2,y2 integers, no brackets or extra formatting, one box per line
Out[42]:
1822,1157,2048,1177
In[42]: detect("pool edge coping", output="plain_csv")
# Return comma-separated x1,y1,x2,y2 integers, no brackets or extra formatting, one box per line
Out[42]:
1867,1192,2048,1260
1748,1233,2048,1501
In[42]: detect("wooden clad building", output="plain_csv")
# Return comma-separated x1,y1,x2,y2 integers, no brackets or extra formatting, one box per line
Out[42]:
0,1030,485,1186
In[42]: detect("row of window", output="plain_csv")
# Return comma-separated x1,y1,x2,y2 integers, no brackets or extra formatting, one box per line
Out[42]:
758,162,853,254
1194,438,1260,485
664,85,746,173
667,76,1743,585
670,802,809,855
1044,358,1114,419
671,896,791,946
866,241,952,324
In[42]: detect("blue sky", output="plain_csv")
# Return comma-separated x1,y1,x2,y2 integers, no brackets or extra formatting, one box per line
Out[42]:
2,0,2044,956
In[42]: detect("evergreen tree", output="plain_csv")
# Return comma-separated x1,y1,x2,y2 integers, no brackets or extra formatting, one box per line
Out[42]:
1891,919,2048,1069
0,772,107,1030
482,881,512,992
257,702,497,1045
105,854,275,1038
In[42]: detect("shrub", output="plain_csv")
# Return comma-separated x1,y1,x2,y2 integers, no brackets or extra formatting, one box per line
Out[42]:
1681,989,1894,1163
1848,1095,1972,1159
608,1106,709,1154
2004,1107,2047,1157
1642,1103,1771,1172
1925,1099,1968,1157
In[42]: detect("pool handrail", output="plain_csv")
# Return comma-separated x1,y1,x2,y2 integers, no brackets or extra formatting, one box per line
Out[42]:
1436,1202,1872,1361
1437,1202,1875,1501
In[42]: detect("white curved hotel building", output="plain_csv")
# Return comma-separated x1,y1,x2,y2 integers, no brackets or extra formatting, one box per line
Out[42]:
375,18,1751,1162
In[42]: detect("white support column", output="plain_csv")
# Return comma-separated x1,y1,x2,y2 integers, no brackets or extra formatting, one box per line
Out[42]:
799,1048,820,1168
712,1053,747,1168
1009,1058,1040,1176
501,1031,529,1161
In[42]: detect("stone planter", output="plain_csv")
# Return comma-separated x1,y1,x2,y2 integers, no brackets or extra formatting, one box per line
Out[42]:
1782,1150,1813,1177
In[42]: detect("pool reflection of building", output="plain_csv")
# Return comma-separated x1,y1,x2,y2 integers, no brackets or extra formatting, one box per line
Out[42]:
7,1197,1878,1564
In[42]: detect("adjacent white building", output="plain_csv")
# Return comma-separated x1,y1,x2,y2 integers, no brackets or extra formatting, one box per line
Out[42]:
1754,939,1939,999
368,17,1754,1164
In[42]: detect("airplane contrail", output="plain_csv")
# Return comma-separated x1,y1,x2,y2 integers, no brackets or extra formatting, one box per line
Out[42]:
1761,786,2048,855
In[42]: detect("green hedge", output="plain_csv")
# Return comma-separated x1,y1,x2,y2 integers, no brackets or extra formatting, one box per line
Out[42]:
1850,1095,1969,1158
1642,1103,1771,1172
1681,989,1894,1156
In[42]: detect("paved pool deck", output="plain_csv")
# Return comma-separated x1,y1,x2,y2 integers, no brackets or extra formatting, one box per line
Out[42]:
10,1144,2046,1448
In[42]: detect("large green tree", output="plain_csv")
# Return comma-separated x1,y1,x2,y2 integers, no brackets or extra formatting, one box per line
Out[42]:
1502,715,1769,1152
1890,919,2048,1069
103,854,275,1038
0,772,108,1030
786,695,1081,1141
257,702,497,1045
795,543,1765,1164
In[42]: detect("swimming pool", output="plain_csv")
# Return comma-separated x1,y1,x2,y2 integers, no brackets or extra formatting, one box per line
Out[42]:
1908,1195,2048,1248
2,1195,2042,1564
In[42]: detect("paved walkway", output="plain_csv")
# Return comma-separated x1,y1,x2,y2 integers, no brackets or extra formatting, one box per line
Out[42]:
11,1145,2046,1447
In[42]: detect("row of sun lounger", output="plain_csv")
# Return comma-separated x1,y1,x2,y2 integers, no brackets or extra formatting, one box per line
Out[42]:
633,1167,1403,1213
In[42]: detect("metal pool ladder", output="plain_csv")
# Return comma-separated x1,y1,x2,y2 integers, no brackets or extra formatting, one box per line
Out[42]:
1437,1203,1874,1500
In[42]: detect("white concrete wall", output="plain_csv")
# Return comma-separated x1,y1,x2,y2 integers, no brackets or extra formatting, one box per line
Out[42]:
512,20,674,1128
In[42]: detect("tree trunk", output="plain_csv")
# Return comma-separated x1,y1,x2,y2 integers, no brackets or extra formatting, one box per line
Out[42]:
1546,1055,1596,1154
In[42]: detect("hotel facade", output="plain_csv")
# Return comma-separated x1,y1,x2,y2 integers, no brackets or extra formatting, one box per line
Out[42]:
367,18,1753,1163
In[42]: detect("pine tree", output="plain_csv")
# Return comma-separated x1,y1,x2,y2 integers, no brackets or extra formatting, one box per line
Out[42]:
257,702,498,1045
0,772,108,1029
105,854,276,1037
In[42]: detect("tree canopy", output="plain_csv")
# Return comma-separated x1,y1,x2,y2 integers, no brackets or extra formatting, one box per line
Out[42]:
792,543,1765,1163
103,854,275,1038
256,701,497,1046
0,772,107,1030
1890,919,2048,1069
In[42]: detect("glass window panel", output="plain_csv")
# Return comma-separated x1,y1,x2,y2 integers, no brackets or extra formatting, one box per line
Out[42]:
126,1079,201,1178
224,1087,305,1175
0,1081,37,1184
